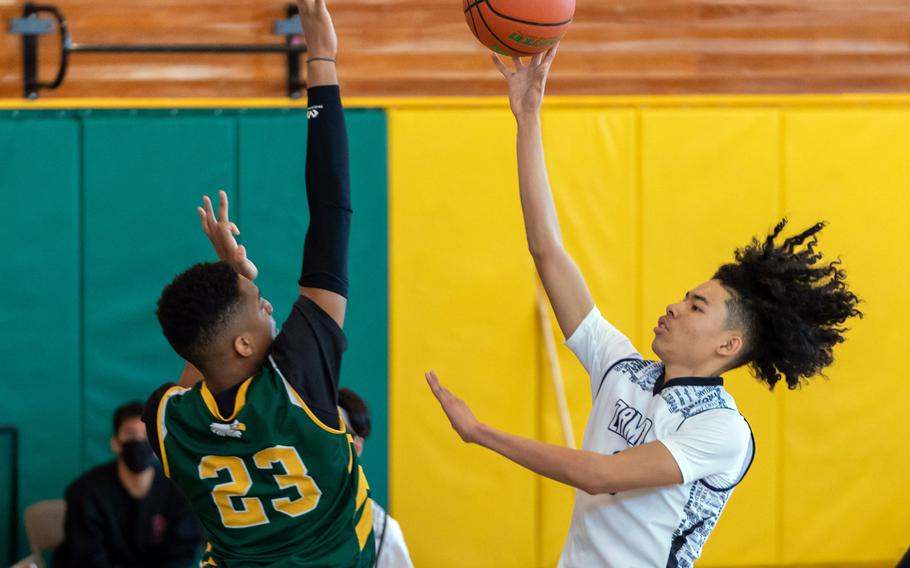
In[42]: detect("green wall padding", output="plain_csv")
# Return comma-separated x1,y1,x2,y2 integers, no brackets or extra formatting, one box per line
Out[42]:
0,108,389,558
0,118,83,558
82,116,238,467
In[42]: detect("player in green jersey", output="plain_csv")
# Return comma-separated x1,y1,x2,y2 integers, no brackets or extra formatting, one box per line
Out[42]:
142,1,375,566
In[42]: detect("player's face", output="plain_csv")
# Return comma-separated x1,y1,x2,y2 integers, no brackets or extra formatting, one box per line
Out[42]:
651,279,740,371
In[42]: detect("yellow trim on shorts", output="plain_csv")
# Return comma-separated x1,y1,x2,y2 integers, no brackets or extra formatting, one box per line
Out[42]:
156,385,188,478
200,377,252,422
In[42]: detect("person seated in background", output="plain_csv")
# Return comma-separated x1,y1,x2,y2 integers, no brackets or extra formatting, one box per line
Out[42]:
338,388,415,568
55,401,201,568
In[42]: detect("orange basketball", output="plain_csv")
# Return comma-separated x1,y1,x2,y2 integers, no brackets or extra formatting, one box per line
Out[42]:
463,0,575,57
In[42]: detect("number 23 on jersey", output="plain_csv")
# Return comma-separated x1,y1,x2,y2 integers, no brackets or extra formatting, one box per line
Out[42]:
198,445,322,528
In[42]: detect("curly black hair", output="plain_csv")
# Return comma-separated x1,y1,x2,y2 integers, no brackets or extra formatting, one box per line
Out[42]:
713,219,862,390
156,261,243,364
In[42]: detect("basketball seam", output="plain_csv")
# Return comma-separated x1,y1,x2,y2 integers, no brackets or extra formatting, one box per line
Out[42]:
474,2,537,56
466,1,480,36
484,0,574,27
463,0,485,13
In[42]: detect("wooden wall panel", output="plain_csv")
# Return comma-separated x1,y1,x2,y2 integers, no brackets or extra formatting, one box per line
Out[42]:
2,1,910,98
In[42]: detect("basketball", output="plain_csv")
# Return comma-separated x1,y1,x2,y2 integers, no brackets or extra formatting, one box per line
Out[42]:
463,0,575,57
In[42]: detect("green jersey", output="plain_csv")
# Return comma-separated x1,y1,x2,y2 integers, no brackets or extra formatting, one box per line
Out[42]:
150,358,374,568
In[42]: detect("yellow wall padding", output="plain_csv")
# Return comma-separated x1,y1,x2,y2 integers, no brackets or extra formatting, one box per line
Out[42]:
389,109,541,568
779,109,910,564
388,103,910,567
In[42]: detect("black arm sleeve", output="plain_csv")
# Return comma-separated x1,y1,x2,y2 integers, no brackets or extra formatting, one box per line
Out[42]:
271,295,345,428
299,84,352,298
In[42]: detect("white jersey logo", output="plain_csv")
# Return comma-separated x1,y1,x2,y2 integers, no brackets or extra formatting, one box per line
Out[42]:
209,420,246,439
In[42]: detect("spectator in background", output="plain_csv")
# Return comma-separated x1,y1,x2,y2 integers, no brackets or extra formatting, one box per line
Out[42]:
338,388,415,568
55,401,201,568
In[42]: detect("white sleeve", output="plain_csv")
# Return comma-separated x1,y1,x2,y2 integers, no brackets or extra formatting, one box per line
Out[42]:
659,410,753,488
564,306,640,396
376,516,415,568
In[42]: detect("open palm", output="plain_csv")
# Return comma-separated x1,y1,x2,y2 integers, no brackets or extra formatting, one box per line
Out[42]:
491,46,559,118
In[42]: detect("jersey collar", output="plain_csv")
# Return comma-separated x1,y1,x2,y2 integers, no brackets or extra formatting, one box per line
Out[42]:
653,370,724,395
200,377,253,422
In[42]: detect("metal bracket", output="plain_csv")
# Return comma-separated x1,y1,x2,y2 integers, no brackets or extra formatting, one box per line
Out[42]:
9,16,54,36
11,3,307,99
273,14,303,37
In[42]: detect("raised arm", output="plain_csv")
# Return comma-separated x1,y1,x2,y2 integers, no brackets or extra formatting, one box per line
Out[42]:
297,0,350,328
492,48,594,339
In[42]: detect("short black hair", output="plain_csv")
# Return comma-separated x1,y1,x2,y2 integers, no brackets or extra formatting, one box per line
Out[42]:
113,401,144,435
156,261,244,364
338,388,371,439
714,219,862,390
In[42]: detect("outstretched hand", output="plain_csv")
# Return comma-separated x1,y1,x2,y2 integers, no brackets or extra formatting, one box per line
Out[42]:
298,0,337,59
197,190,258,281
425,371,483,444
491,46,559,120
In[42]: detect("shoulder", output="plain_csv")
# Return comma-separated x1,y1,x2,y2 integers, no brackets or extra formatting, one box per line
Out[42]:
284,295,346,343
143,382,191,430
675,407,752,453
566,307,634,351
142,382,177,414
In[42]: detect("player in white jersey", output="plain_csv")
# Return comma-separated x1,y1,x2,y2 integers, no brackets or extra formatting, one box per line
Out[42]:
426,47,862,567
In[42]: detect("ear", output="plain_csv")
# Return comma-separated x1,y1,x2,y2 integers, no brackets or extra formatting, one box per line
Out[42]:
233,334,255,358
111,436,121,455
716,333,743,360
353,436,365,458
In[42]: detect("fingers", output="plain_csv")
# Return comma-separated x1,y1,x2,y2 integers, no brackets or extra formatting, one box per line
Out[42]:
543,44,559,67
490,54,512,78
202,195,217,228
425,371,455,405
235,244,247,261
531,52,543,67
197,207,210,236
425,371,443,398
230,222,239,236
511,56,525,70
218,190,229,223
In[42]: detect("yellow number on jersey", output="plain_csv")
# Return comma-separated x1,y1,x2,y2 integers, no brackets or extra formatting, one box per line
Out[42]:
199,446,322,528
254,445,322,517
198,456,269,528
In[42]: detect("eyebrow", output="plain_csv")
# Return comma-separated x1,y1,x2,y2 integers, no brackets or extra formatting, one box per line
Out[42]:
685,291,710,306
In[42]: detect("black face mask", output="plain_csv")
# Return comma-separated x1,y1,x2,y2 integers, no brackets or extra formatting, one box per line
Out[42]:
120,440,154,473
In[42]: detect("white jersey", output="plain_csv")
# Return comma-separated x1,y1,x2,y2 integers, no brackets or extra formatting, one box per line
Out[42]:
372,500,415,568
558,308,755,568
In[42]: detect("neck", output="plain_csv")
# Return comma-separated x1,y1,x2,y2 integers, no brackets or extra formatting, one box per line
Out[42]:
662,361,725,384
117,461,155,498
199,358,262,394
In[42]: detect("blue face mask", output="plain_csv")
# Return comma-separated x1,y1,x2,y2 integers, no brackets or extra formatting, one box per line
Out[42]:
120,440,154,473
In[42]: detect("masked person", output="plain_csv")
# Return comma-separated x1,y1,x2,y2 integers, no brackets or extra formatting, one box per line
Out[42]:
55,401,201,568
